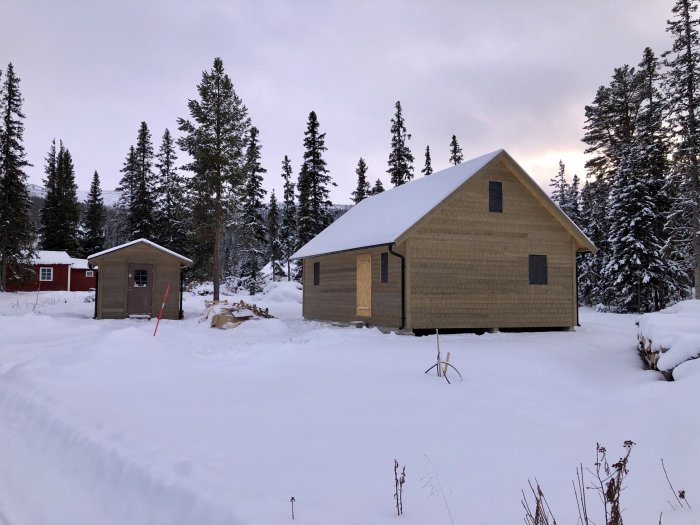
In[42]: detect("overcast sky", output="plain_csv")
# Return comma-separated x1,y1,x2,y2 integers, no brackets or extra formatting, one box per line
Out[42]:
3,0,676,203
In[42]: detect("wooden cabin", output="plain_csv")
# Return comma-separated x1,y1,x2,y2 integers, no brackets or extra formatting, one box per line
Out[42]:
69,258,97,291
6,250,96,292
87,239,192,320
292,149,596,332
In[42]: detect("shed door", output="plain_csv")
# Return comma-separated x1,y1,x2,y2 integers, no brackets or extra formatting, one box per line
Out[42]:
127,263,153,316
356,253,371,317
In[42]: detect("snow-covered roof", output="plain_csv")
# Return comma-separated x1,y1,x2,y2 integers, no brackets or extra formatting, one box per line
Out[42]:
292,149,595,259
70,258,91,270
33,250,74,265
292,150,504,259
87,239,193,265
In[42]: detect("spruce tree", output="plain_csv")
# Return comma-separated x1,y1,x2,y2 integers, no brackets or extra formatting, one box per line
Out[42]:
178,57,250,300
39,140,58,246
239,126,267,294
130,122,156,240
0,63,33,290
549,161,581,224
370,178,385,195
387,101,414,186
605,145,668,312
115,146,138,243
581,65,641,306
421,145,433,176
296,162,311,248
566,174,582,228
578,179,608,306
351,157,370,204
296,111,333,247
279,155,297,280
663,0,700,294
81,171,106,257
267,189,284,282
154,128,188,254
449,134,464,165
40,140,80,254
549,160,569,208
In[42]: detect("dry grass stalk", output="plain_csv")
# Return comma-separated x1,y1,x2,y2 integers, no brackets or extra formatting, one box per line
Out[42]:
394,459,406,516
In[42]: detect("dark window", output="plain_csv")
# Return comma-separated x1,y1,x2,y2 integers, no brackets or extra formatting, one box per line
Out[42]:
381,252,389,283
134,269,148,287
313,262,320,285
529,255,548,285
489,181,503,213
39,267,53,281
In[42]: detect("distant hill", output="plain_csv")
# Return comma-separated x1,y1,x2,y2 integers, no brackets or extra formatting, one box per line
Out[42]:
27,183,122,208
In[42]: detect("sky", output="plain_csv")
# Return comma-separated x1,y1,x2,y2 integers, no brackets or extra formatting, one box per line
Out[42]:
2,0,677,204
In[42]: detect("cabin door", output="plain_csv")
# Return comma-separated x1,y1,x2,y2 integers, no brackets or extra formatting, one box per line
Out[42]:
127,263,153,316
356,253,371,317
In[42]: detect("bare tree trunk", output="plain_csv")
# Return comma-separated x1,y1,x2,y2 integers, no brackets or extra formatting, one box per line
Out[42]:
692,174,700,297
684,0,700,297
213,186,221,301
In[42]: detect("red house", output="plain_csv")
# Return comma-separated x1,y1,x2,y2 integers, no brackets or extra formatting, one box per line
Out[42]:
69,257,97,291
6,250,97,292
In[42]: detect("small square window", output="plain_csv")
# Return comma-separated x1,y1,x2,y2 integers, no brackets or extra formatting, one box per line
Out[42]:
380,252,389,283
133,269,148,287
39,267,53,281
489,181,503,213
85,270,94,277
313,262,320,286
529,255,548,285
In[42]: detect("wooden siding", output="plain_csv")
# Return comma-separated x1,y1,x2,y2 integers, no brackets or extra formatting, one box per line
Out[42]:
93,243,183,320
405,159,576,330
303,245,402,327
6,264,70,292
70,268,97,291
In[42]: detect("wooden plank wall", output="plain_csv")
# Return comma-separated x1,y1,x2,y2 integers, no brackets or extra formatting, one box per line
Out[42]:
94,244,182,320
405,160,576,330
303,244,402,327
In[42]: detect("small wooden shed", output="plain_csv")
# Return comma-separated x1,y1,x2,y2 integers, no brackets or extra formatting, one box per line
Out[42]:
87,239,192,320
292,149,597,332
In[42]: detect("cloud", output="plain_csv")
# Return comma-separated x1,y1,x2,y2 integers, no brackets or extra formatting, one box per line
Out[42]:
2,0,675,203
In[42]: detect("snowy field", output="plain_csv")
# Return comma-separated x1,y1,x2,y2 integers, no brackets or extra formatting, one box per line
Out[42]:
0,284,698,525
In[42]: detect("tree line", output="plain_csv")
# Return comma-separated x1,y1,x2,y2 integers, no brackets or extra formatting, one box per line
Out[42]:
0,56,466,298
2,0,698,311
548,0,700,312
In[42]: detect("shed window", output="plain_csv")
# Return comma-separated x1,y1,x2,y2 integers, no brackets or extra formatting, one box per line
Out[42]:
381,252,389,283
313,262,320,286
489,181,503,213
85,270,94,277
134,269,148,287
39,267,53,281
529,255,548,285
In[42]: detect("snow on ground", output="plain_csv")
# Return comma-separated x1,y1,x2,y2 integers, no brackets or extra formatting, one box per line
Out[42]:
638,300,700,371
0,284,698,524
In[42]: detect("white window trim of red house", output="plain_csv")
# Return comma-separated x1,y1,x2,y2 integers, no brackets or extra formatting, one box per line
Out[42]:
39,267,53,281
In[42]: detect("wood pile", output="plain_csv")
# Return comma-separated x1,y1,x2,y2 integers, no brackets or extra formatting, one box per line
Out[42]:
201,299,275,329
636,323,672,380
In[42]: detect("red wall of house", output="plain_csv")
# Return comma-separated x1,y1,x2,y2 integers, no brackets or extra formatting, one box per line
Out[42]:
70,268,97,291
6,264,70,292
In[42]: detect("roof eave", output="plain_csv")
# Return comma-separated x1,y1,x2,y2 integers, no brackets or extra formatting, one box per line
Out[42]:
291,242,394,260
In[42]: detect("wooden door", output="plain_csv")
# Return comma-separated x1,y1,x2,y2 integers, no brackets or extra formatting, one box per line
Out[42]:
356,253,371,317
127,263,153,316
